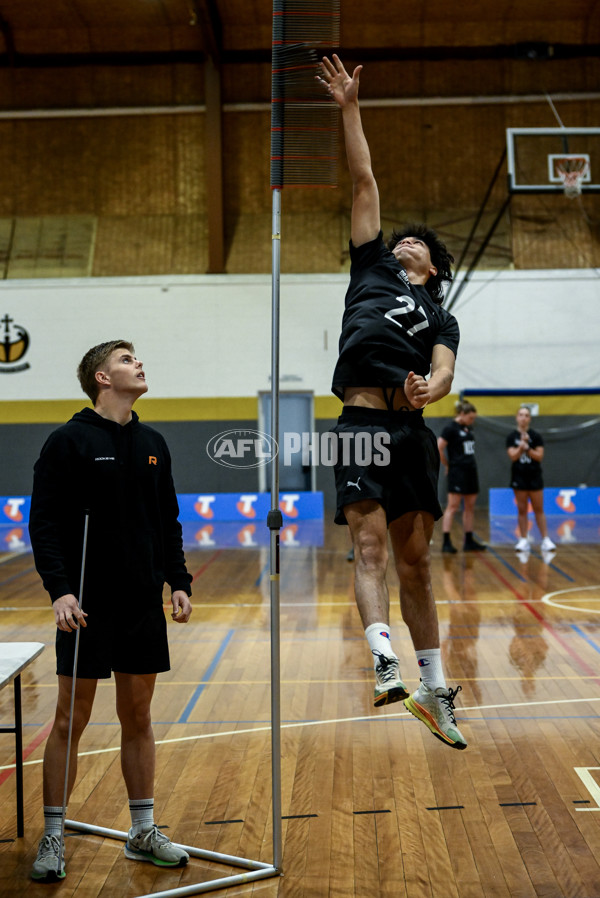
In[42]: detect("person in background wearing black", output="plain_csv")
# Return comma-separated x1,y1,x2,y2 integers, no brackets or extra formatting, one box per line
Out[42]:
438,400,487,553
320,54,467,751
29,340,193,882
506,404,556,554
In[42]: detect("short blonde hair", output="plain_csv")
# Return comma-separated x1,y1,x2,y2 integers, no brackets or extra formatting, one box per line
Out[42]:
77,340,134,404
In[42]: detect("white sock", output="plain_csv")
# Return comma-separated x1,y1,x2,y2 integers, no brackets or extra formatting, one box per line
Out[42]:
129,798,154,835
43,805,65,837
365,622,397,666
416,648,446,691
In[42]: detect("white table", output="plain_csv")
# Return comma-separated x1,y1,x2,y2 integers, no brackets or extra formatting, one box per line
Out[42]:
0,642,45,837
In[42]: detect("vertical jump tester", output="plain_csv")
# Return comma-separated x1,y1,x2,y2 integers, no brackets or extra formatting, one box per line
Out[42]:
61,2,339,895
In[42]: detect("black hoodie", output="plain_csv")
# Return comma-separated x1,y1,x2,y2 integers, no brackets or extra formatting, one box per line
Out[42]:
29,407,192,605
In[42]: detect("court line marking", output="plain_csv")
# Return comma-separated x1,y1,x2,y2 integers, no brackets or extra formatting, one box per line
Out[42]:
13,673,600,691
178,629,235,723
3,694,600,773
3,597,595,612
541,585,600,615
570,625,600,655
0,552,29,567
479,555,600,682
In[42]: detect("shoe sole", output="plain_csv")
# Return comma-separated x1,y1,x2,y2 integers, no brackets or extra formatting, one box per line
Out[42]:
404,695,467,750
124,844,189,867
374,683,410,707
31,870,66,883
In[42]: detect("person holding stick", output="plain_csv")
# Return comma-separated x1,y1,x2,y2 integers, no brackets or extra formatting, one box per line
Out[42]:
29,340,193,882
320,54,467,750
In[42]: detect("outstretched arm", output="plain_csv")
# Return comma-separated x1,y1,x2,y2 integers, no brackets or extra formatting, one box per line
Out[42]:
320,54,380,247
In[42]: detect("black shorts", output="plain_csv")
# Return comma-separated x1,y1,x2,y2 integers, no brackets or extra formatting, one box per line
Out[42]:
55,593,170,679
331,406,442,526
511,474,544,492
447,465,479,496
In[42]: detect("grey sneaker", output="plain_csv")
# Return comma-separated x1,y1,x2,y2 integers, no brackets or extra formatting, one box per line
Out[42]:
404,682,467,750
373,651,409,707
124,824,189,867
30,834,66,882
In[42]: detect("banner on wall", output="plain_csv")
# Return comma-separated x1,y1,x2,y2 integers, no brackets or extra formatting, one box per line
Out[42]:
489,487,600,545
1,491,324,550
490,487,600,516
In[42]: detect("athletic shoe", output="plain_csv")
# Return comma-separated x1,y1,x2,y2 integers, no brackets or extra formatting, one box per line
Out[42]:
30,834,66,882
541,536,557,551
404,682,467,750
442,541,458,554
515,537,530,552
124,825,189,867
463,537,487,552
372,651,409,707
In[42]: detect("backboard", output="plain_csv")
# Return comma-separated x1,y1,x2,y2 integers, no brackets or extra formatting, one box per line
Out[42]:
506,127,600,194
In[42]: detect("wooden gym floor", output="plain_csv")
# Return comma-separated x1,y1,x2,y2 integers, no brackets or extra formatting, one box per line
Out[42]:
2,512,600,897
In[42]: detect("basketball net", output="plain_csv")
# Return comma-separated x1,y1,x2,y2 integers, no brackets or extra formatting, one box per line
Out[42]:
556,157,590,199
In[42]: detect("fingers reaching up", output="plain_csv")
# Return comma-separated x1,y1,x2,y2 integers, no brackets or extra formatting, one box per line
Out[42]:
318,54,363,107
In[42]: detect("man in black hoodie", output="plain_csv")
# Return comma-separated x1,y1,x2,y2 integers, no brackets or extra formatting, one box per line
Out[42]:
29,340,193,882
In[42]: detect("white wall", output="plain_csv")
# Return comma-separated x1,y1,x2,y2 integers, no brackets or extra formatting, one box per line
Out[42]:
1,268,598,400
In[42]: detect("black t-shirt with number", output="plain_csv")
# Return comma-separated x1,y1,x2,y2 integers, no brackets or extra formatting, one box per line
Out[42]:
440,420,477,471
332,232,460,400
506,428,544,489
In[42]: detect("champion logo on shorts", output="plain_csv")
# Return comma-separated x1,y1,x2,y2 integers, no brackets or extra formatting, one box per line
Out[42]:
379,630,390,640
418,658,431,667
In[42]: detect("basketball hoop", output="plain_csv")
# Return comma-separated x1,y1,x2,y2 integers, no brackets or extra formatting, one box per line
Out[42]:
553,155,590,199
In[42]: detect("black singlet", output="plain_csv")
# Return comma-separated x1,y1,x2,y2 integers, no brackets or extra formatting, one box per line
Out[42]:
332,232,459,400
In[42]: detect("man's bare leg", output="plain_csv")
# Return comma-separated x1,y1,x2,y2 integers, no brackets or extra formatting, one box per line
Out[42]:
115,671,156,800
43,675,98,806
390,511,468,749
115,671,189,866
345,499,408,705
389,510,439,651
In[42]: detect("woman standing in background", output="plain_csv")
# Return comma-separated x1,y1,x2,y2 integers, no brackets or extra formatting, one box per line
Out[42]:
506,405,556,553
438,400,486,554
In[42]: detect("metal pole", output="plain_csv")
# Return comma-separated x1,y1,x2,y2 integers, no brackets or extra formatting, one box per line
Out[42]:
57,509,90,874
267,186,283,871
14,674,23,837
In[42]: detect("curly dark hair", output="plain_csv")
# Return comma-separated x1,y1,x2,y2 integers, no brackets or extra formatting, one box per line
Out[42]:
387,223,454,303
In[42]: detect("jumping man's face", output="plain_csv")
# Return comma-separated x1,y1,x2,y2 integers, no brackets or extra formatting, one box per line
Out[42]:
392,237,437,279
98,349,148,397
516,408,531,429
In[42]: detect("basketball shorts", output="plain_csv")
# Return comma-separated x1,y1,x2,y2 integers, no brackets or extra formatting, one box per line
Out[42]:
511,473,544,492
331,406,442,526
55,593,170,679
447,465,479,496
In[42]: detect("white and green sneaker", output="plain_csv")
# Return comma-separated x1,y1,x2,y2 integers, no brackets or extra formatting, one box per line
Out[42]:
404,682,467,750
124,824,189,867
373,651,409,707
30,834,66,882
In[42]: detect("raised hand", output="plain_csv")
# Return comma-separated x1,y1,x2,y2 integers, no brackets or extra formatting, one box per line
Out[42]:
319,54,362,108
